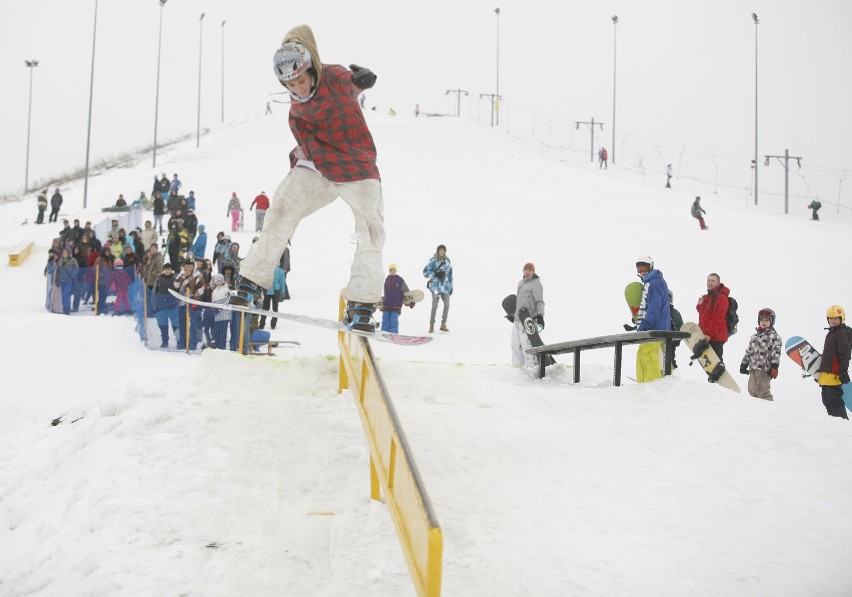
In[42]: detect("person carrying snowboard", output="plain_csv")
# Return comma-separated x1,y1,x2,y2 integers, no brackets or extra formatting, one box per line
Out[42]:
691,196,707,230
380,263,412,333
817,305,850,419
509,263,544,368
696,272,730,360
423,244,453,333
739,308,782,401
634,256,671,382
230,25,383,334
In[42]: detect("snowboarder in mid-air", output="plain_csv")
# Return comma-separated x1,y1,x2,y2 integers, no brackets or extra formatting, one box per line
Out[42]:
230,24,383,333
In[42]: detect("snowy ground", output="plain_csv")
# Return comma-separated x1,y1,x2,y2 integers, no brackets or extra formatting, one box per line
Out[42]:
1,111,851,596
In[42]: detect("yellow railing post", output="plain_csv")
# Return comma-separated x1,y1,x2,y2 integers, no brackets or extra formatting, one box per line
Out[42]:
337,291,443,597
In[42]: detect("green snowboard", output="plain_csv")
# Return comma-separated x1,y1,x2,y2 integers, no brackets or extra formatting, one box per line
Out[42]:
624,282,643,324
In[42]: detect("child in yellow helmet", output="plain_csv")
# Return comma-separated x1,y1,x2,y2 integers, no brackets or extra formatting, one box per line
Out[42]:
817,305,850,419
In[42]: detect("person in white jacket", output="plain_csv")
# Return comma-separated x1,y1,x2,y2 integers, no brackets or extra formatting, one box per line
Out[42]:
210,273,231,349
511,263,545,368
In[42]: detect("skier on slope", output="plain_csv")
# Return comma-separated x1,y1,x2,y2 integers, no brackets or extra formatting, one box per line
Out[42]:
230,24,383,333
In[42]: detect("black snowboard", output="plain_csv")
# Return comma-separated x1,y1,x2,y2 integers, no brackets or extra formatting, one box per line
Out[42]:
502,294,555,367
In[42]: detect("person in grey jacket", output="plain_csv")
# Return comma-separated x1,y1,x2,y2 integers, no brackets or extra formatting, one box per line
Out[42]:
511,262,544,367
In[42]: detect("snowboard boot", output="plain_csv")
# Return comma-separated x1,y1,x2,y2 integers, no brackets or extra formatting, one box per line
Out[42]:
429,323,435,333
229,277,265,308
440,323,449,332
344,302,377,333
159,325,169,348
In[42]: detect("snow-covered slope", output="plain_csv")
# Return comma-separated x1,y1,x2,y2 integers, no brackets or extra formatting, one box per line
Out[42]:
1,112,851,596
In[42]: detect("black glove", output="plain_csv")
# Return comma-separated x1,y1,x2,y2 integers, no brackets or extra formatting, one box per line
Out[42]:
434,270,445,280
349,64,377,90
623,324,636,331
841,372,851,385
739,363,749,375
536,315,544,331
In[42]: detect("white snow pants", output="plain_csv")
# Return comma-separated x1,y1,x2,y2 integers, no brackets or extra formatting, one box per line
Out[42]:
239,166,385,304
511,319,536,368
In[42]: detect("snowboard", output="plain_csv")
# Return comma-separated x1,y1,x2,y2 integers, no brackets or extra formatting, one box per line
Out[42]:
785,335,852,411
624,281,643,324
403,289,424,306
169,290,432,346
502,294,556,367
681,321,741,393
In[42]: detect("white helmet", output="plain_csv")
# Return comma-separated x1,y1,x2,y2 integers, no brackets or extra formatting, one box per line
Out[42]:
273,42,312,84
635,255,654,270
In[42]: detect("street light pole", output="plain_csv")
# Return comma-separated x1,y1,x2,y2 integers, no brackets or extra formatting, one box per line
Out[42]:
196,12,205,148
24,60,39,193
220,20,226,123
153,0,167,168
83,0,99,209
611,15,618,165
494,8,500,126
752,13,759,206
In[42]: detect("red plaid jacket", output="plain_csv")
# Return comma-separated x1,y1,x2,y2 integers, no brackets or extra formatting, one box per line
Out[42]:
288,64,380,183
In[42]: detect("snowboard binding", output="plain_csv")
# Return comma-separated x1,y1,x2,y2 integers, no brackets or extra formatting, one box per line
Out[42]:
229,277,265,308
707,362,726,383
344,302,377,333
690,338,710,361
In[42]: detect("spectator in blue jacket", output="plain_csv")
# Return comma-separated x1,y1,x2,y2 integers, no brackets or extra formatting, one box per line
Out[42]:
191,224,208,259
154,263,180,348
259,265,286,329
634,255,671,383
423,244,453,333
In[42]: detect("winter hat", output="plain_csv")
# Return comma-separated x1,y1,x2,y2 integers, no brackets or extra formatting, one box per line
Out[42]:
388,263,398,272
114,258,124,267
523,262,535,272
213,273,225,284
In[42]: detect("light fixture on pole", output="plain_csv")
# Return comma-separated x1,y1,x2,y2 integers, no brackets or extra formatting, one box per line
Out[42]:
24,60,39,193
153,0,167,168
220,20,226,123
611,15,618,165
752,12,759,206
494,7,501,126
83,0,99,209
196,12,205,148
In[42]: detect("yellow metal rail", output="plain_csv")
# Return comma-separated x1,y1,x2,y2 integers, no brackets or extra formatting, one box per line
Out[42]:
338,295,443,597
8,241,34,266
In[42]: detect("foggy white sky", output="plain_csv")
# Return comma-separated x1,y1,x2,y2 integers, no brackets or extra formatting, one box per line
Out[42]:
2,0,851,205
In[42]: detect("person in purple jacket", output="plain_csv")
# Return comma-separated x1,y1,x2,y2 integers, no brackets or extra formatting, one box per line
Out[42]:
380,263,412,333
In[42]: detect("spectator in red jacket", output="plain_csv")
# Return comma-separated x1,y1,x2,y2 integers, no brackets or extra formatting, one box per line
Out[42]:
250,191,270,232
696,272,730,360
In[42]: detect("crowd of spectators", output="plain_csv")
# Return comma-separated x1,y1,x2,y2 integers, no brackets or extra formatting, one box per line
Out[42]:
42,178,291,353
